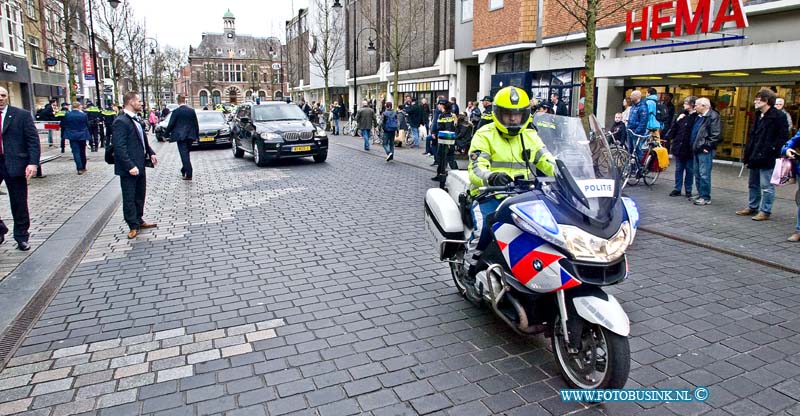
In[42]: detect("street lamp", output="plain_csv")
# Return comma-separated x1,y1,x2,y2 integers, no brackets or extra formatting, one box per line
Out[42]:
107,0,120,8
351,26,377,116
143,37,159,109
332,0,342,10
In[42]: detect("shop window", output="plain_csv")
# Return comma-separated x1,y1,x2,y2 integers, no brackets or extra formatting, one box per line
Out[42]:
490,0,503,10
496,51,530,74
461,0,473,22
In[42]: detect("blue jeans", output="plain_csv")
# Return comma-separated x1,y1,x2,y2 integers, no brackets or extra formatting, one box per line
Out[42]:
410,126,419,147
382,131,395,155
674,158,694,194
796,182,800,232
627,134,643,164
694,149,715,200
747,167,775,214
69,140,87,171
47,130,53,145
466,198,502,266
333,119,340,135
426,135,436,155
361,129,371,150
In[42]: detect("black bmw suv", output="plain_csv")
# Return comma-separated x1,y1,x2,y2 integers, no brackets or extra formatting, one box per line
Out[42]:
230,102,328,166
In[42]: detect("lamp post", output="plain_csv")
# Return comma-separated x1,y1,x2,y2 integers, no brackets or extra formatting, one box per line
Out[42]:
143,37,158,110
86,0,122,106
351,28,377,116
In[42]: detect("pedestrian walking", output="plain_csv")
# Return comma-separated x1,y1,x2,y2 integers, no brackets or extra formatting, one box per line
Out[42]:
666,96,697,198
112,92,158,240
61,101,91,174
691,97,722,205
0,86,40,251
356,100,377,150
381,102,398,161
781,130,800,241
736,89,788,220
163,95,199,181
148,110,158,134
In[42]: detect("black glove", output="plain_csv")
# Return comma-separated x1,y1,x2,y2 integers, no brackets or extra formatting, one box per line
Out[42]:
488,172,513,186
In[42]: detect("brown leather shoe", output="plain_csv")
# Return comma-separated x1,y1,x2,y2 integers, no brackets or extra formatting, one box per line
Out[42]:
139,222,158,229
735,208,756,216
788,233,800,242
752,212,770,221
127,229,138,239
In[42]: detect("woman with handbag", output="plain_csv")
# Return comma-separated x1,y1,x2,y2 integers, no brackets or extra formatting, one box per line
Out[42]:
781,130,800,241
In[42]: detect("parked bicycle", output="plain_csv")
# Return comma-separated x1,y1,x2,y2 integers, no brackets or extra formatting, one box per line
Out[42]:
624,130,663,187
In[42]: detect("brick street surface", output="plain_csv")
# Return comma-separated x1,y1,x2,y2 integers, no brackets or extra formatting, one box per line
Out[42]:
1,137,799,415
0,137,115,281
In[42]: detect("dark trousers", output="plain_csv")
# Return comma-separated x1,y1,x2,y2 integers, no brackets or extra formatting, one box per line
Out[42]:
177,140,193,178
89,125,100,149
0,157,30,242
120,170,147,230
69,140,87,171
436,144,458,175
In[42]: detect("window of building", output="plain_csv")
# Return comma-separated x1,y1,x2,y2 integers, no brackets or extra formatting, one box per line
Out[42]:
211,90,221,105
216,48,222,55
1,2,24,54
239,49,246,56
461,0,473,22
489,0,503,10
25,0,35,19
27,36,40,67
199,90,208,106
495,50,530,73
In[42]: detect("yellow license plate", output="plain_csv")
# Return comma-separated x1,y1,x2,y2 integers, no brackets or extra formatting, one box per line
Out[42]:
200,137,215,142
292,146,311,152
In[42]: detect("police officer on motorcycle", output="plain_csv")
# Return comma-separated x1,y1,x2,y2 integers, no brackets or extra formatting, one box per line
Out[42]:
466,86,556,276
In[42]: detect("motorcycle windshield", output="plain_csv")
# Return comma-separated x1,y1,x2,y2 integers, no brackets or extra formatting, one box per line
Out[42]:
532,113,623,223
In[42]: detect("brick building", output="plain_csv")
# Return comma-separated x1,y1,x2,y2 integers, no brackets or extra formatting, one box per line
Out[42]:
187,10,287,108
471,0,800,161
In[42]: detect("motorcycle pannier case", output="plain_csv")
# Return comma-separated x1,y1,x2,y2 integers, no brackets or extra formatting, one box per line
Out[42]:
424,188,465,259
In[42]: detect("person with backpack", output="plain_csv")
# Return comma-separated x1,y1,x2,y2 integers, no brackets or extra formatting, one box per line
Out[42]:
381,102,398,161
645,87,666,140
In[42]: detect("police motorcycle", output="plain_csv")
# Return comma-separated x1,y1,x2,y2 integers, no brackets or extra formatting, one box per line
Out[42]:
424,114,637,390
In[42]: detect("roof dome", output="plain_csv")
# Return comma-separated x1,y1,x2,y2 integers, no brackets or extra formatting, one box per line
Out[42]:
223,9,234,18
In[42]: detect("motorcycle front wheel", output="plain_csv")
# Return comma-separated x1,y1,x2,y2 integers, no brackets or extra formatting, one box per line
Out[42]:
552,317,630,390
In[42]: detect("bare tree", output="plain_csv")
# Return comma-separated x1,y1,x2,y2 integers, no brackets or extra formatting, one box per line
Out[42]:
119,2,145,92
308,0,344,106
361,0,425,106
29,0,86,100
551,0,633,127
93,0,126,104
162,46,187,104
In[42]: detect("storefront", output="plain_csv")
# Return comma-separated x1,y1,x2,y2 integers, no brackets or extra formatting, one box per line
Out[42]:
0,52,32,111
595,0,800,161
393,79,450,107
31,68,67,109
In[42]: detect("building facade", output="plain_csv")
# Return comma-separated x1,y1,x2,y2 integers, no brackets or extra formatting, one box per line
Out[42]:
286,5,347,107
187,10,287,108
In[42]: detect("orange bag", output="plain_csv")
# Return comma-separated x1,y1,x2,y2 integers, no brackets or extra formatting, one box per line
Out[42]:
654,147,670,171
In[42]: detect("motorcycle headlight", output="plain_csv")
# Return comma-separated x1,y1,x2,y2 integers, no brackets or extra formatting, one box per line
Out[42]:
560,222,632,263
510,201,565,249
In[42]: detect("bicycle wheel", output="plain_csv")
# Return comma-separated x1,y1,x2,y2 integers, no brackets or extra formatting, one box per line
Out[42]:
625,156,641,186
642,154,660,186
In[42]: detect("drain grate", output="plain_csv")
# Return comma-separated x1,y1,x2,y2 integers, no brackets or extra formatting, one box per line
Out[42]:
0,191,120,368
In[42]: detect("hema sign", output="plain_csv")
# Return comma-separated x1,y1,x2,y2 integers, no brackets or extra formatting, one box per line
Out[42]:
625,0,749,43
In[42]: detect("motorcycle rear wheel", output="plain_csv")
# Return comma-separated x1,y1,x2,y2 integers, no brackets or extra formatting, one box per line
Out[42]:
449,253,482,305
552,317,630,390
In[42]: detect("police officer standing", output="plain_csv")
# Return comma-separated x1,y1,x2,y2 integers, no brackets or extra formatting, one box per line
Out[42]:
102,104,117,147
474,96,494,132
55,102,69,153
465,87,556,277
85,101,102,151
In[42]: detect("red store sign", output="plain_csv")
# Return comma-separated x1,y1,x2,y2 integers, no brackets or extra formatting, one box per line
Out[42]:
82,51,94,76
625,0,749,42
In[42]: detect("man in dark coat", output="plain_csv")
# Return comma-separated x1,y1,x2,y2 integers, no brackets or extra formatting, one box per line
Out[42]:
736,89,789,220
691,97,722,205
0,86,41,250
551,92,568,116
667,96,698,198
113,92,158,239
163,95,199,180
404,96,422,148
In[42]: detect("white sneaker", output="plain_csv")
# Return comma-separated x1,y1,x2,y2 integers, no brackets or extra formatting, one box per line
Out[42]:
693,198,711,205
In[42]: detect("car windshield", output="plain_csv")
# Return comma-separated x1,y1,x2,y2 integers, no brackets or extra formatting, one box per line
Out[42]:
198,112,225,124
253,105,307,122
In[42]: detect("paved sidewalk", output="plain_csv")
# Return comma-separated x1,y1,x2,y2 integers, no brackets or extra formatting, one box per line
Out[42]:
0,140,115,281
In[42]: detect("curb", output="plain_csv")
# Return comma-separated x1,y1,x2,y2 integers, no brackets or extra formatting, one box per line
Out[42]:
0,175,121,364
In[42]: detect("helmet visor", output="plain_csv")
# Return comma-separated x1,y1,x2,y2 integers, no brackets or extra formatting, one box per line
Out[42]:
494,106,531,132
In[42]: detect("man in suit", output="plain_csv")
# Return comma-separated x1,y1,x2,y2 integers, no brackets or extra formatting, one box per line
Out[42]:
0,87,40,251
113,92,158,239
163,94,199,180
61,101,91,174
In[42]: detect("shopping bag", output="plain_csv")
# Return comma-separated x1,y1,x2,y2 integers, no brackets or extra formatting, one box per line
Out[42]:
770,158,795,186
419,125,428,138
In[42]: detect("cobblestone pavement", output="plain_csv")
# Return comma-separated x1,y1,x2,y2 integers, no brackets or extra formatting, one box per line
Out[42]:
0,140,115,281
0,141,799,415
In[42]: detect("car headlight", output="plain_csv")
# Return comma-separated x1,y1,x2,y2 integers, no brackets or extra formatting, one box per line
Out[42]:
315,128,327,138
219,127,230,135
261,132,282,142
560,222,632,263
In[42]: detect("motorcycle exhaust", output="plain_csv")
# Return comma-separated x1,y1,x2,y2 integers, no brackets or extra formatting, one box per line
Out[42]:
480,265,546,335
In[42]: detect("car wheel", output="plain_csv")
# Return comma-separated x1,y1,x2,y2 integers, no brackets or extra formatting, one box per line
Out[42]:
313,151,327,163
232,140,244,158
253,140,268,167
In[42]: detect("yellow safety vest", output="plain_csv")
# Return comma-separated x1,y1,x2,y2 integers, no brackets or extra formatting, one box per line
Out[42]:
468,124,556,191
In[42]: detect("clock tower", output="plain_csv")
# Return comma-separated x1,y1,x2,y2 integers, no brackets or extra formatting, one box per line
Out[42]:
223,9,235,38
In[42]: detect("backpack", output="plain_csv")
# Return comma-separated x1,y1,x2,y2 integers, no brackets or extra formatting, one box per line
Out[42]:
648,98,669,123
383,111,398,131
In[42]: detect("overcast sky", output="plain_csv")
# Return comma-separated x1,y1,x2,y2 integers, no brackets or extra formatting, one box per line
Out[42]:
130,0,310,51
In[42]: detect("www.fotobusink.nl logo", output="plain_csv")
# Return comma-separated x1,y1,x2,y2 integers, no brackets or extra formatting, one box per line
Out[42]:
560,387,710,403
